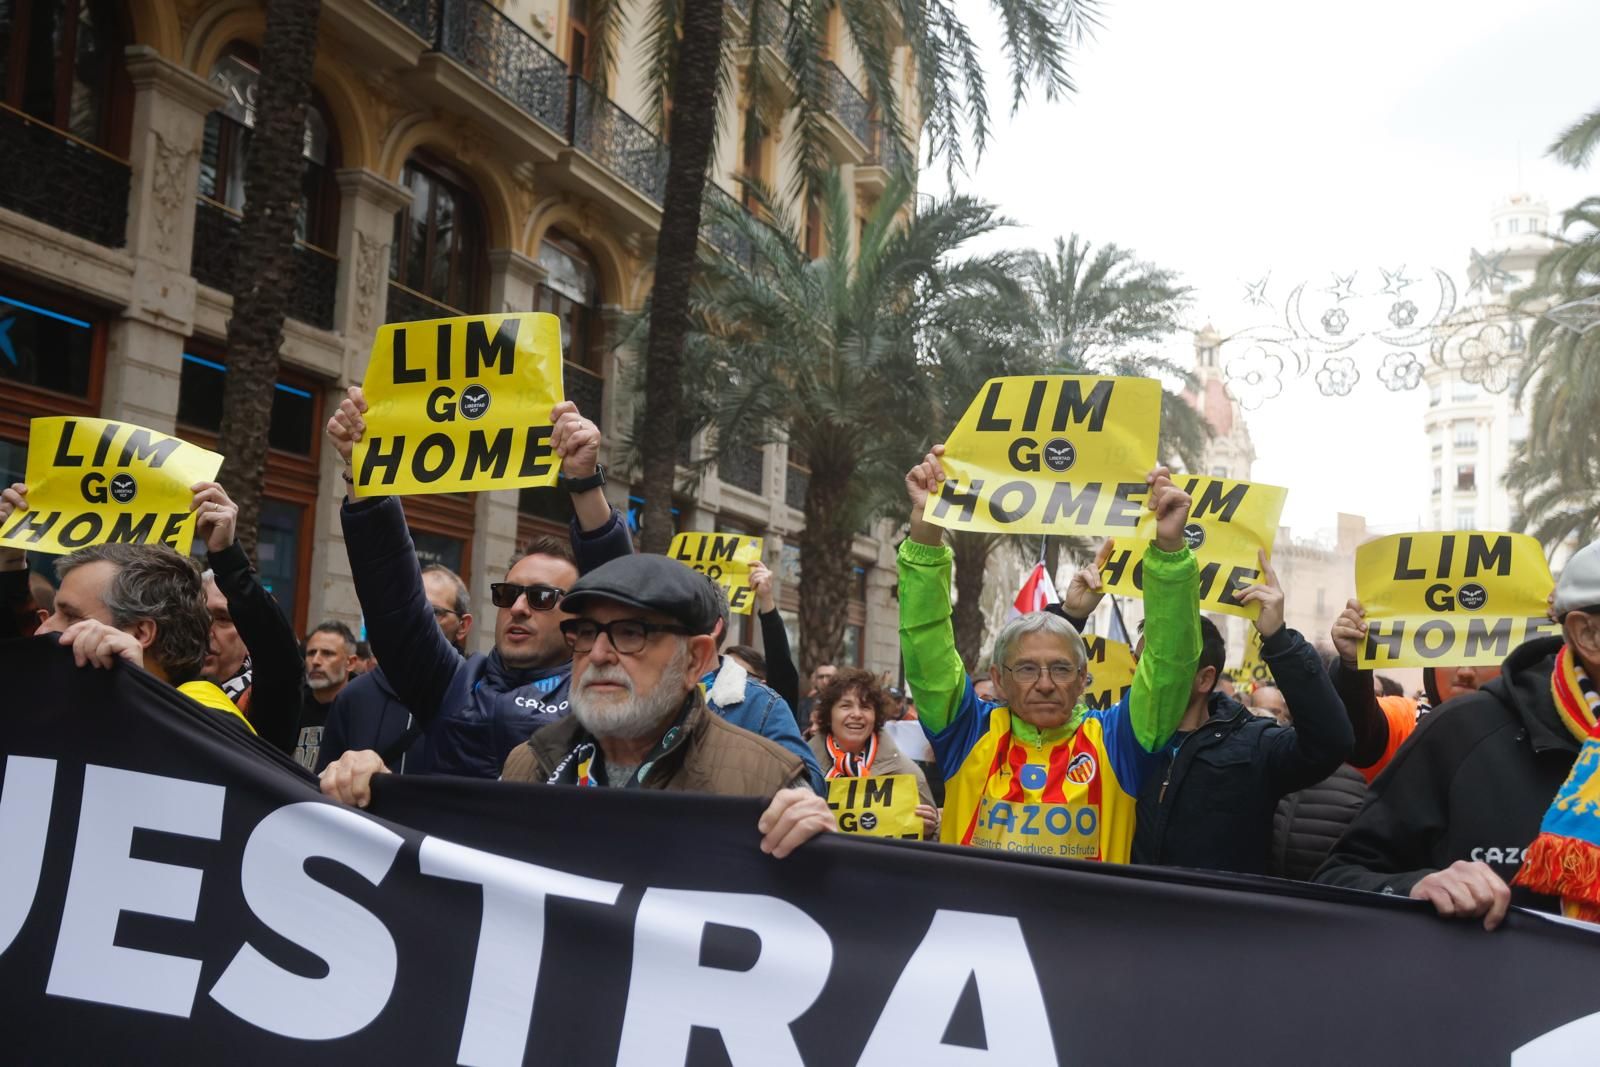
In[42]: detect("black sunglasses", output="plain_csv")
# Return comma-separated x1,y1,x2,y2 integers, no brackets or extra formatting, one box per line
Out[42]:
490,582,565,611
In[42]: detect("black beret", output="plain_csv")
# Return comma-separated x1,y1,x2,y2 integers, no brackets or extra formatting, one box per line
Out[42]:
559,554,722,634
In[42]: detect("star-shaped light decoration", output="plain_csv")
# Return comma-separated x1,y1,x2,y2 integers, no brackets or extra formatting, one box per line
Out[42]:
1242,275,1271,309
1324,272,1358,303
1378,266,1414,296
1545,294,1600,335
1467,248,1515,294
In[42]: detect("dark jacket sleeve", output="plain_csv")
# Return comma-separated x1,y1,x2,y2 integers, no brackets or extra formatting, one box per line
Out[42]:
207,541,302,756
569,506,633,574
758,608,801,716
318,688,352,772
342,495,464,728
1332,660,1392,769
1314,705,1457,896
1258,626,1355,795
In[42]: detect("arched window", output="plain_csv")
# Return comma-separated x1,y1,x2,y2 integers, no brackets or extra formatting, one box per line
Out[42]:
389,157,486,314
199,51,340,247
0,0,126,146
535,230,603,370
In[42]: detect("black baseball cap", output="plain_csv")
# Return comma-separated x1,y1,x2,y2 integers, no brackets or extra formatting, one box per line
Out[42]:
559,554,722,635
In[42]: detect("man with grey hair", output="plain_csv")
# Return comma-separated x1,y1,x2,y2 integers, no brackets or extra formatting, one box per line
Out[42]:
898,445,1201,859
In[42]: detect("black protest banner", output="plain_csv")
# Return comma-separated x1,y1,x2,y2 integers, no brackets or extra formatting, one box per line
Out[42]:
2,638,1598,1066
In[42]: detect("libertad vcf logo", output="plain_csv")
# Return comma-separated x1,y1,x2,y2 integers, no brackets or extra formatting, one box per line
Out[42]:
459,384,491,420
108,473,137,504
1183,522,1206,550
1457,582,1488,610
1042,438,1075,473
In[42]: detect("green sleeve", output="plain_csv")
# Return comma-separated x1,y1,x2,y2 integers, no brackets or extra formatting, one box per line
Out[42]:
1129,543,1201,751
896,538,968,735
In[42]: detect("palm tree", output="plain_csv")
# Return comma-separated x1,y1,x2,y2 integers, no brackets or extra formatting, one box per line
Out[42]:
1549,105,1600,169
614,0,1103,552
684,170,1012,672
215,0,321,556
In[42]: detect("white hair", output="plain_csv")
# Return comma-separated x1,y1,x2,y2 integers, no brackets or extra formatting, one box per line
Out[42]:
990,612,1088,671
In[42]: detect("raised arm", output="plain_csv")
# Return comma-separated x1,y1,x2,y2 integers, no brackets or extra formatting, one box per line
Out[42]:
551,399,634,572
0,483,36,640
1126,467,1201,752
749,559,801,714
1240,549,1354,791
1329,599,1396,769
194,481,303,755
898,445,975,739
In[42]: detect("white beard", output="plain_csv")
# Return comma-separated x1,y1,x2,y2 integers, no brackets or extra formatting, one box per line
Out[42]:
571,643,690,740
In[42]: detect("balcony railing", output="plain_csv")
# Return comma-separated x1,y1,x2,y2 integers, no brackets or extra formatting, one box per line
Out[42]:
822,62,871,148
439,0,568,135
0,103,128,247
702,185,754,263
729,0,791,47
568,77,669,205
564,361,605,428
191,198,338,331
372,0,440,39
870,119,911,172
720,446,765,495
386,280,462,323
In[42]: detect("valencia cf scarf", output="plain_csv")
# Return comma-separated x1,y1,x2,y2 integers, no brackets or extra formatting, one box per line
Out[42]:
824,732,877,779
1513,646,1600,921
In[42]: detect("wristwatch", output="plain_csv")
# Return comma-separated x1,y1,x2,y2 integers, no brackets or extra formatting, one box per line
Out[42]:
557,463,607,494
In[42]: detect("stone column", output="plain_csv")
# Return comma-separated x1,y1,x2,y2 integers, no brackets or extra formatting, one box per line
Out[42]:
101,46,224,429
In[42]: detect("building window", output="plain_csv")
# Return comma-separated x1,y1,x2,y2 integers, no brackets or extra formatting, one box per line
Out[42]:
1453,420,1477,449
1452,378,1477,402
1456,508,1476,530
1508,218,1520,235
841,623,863,668
1210,465,1228,478
1428,382,1441,407
176,352,319,456
535,231,604,373
198,52,340,247
0,281,106,446
0,0,125,147
1432,467,1442,491
804,194,822,259
1430,430,1441,454
390,157,486,313
1456,464,1475,492
1509,412,1528,443
566,0,591,75
740,113,771,211
257,498,306,628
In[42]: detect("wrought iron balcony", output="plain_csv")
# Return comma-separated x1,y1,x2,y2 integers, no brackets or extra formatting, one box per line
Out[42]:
438,0,568,135
386,279,462,323
371,0,440,40
191,198,338,331
871,119,911,172
568,77,670,205
564,361,605,429
702,185,754,263
0,103,129,247
822,62,871,148
728,0,791,48
720,446,765,495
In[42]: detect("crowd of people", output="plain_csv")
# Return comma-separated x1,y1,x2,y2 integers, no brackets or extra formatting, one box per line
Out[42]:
4,387,1599,927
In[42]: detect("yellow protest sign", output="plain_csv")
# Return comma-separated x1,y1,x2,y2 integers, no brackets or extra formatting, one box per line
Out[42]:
0,417,222,556
1099,476,1287,619
1081,635,1137,711
354,313,565,497
669,532,764,615
923,375,1162,536
826,774,922,838
1355,531,1559,669
1229,626,1272,691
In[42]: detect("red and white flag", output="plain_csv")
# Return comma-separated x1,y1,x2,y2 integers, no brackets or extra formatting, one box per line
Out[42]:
1010,562,1060,618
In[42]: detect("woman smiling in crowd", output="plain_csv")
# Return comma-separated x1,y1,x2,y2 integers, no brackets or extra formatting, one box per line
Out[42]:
809,668,939,839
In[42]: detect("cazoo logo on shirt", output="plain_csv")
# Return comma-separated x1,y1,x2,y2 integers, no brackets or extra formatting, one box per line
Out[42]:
514,695,570,713
1470,845,1526,866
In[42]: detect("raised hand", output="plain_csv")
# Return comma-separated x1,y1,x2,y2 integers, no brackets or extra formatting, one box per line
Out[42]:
550,400,601,479
1148,466,1193,553
1237,548,1285,638
325,385,369,471
749,558,777,614
1331,599,1368,667
190,481,239,554
0,482,28,569
1065,538,1115,618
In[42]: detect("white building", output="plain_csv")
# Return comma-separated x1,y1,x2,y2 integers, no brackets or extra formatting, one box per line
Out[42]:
1423,193,1551,533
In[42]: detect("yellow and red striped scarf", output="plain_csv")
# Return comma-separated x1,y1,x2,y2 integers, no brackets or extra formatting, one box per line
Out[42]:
1514,646,1600,921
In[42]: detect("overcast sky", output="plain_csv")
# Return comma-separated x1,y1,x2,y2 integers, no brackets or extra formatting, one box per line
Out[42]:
933,0,1600,540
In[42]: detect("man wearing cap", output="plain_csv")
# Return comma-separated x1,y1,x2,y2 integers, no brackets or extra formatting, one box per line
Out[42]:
320,554,836,856
1316,542,1591,927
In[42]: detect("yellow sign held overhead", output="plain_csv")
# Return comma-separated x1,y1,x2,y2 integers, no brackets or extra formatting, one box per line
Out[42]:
354,313,565,497
0,417,222,555
922,375,1162,536
825,774,922,838
1355,531,1559,669
668,532,764,615
1081,635,1137,711
1099,476,1287,619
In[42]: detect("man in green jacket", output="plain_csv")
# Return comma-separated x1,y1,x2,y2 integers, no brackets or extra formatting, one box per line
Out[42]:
900,445,1201,859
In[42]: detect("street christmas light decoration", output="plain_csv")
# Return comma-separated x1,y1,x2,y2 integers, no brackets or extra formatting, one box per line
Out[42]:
1544,293,1600,335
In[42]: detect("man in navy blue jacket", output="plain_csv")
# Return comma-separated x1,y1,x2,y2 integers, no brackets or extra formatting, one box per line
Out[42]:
324,387,632,779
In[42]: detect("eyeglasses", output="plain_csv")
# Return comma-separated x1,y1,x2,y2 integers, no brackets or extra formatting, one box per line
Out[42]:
431,606,459,621
1000,662,1081,685
560,618,691,654
490,583,565,611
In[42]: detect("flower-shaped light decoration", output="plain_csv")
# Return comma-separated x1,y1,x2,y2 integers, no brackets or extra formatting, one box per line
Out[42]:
1458,323,1518,393
1315,356,1359,397
1387,300,1418,329
1377,350,1424,392
1320,307,1350,336
1222,344,1285,410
